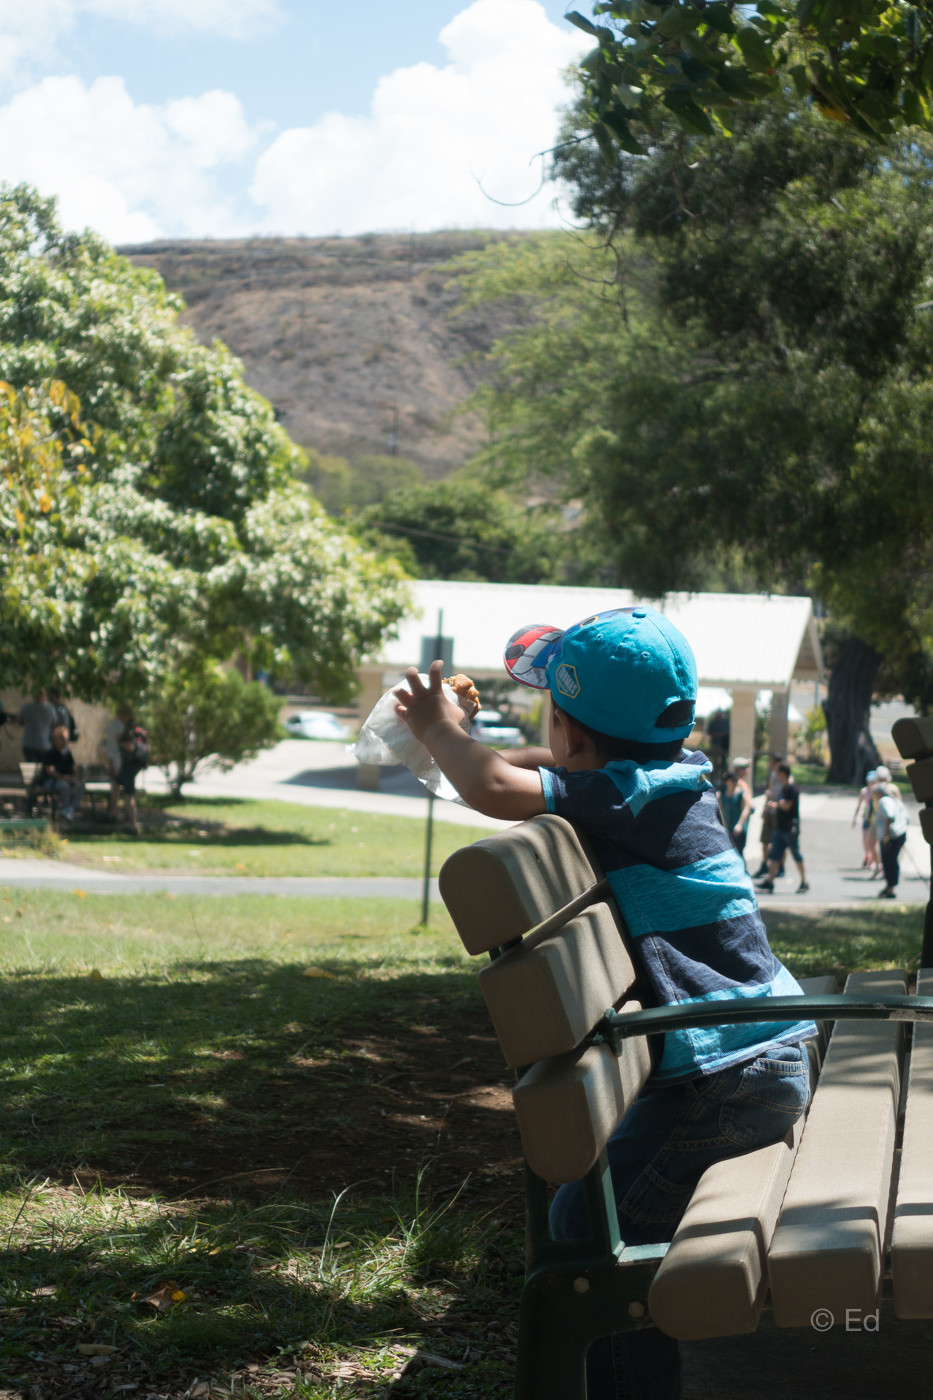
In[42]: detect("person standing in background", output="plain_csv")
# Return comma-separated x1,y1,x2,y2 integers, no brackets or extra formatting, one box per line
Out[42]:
852,769,881,876
48,687,79,745
874,766,909,900
756,762,809,895
719,765,753,863
752,754,786,880
19,689,55,762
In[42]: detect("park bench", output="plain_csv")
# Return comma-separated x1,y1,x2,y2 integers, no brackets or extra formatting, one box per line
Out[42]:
80,763,113,819
892,715,933,965
439,813,933,1400
19,762,58,821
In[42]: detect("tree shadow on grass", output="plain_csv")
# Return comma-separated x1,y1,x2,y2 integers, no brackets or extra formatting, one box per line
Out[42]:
0,957,521,1207
0,957,524,1397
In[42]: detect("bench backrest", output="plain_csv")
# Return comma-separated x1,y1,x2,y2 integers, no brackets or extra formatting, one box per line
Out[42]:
440,813,654,1183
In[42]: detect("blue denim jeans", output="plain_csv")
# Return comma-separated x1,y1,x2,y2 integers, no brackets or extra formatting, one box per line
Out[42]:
549,1042,811,1400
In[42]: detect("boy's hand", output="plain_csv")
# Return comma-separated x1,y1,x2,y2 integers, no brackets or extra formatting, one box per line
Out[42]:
394,661,465,743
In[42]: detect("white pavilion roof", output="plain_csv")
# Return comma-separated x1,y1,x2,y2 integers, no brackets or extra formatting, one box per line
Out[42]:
375,580,822,692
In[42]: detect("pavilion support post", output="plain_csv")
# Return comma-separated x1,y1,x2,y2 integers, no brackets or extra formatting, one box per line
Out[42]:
729,690,756,774
355,665,386,792
769,690,790,762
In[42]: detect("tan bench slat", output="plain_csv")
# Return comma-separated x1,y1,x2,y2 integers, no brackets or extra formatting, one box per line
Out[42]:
512,1003,652,1184
893,716,933,761
920,809,933,847
905,757,933,804
892,968,933,1318
650,1117,804,1340
767,970,907,1327
439,814,602,955
648,977,837,1341
478,904,637,1069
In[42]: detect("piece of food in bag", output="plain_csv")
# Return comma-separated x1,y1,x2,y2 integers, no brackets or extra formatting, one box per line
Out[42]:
443,673,481,718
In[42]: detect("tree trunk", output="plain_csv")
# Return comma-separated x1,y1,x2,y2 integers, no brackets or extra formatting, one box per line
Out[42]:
824,636,882,785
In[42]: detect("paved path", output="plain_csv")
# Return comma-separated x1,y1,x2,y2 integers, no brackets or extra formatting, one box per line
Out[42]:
0,740,927,906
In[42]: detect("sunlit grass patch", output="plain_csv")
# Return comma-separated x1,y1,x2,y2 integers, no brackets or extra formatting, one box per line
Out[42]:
56,797,491,879
762,906,924,979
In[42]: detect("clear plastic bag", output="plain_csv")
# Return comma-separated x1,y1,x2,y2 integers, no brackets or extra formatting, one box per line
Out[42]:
349,677,469,802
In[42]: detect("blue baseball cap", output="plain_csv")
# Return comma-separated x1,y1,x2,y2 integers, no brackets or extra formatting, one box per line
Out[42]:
504,606,697,743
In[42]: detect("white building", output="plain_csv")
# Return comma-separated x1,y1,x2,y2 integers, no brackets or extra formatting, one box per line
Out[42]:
357,580,823,780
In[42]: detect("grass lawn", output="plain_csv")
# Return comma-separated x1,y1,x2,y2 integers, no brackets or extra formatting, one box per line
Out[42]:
51,796,493,879
0,892,925,1398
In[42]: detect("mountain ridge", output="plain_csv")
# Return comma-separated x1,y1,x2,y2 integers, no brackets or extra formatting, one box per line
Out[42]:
120,230,527,477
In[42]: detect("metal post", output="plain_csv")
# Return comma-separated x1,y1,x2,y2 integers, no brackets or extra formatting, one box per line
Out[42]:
421,790,435,926
419,608,444,928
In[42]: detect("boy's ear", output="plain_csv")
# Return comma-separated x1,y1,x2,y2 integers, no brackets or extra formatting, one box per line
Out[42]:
554,707,587,757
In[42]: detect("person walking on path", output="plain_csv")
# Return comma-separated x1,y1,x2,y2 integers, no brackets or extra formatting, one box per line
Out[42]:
873,765,909,899
756,762,809,894
852,769,882,876
719,761,753,863
752,753,786,880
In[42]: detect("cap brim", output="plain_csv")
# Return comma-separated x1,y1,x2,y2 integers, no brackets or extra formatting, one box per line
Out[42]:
503,623,563,689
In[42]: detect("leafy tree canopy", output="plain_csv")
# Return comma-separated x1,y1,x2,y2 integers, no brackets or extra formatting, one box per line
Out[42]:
305,448,423,515
353,477,565,585
455,102,933,773
140,662,283,798
0,186,408,704
567,0,933,154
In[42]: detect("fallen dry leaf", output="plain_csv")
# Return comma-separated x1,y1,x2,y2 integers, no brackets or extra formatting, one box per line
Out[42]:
302,967,336,979
73,889,87,898
133,1281,186,1311
77,1343,117,1356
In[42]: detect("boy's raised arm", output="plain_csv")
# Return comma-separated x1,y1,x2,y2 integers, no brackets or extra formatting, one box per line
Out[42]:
394,662,547,822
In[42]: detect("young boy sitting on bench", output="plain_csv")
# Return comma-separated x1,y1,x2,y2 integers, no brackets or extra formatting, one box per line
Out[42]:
395,606,814,1400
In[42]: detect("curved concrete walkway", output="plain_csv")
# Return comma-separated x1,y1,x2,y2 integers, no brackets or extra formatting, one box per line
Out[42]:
0,741,927,907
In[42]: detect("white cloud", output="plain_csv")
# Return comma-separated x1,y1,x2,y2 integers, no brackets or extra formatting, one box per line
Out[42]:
0,0,590,243
0,0,281,89
0,76,259,243
249,0,591,235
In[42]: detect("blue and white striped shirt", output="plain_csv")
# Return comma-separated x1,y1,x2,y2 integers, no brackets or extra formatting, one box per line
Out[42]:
540,750,815,1082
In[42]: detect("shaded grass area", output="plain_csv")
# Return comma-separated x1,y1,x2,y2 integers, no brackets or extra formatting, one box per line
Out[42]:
0,894,924,1397
54,797,492,879
0,891,521,1396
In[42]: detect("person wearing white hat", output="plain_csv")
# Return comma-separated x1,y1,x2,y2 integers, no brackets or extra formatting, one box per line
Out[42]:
874,769,909,899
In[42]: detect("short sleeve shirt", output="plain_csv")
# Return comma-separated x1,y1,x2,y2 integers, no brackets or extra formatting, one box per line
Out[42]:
539,751,814,1081
877,791,909,840
775,780,800,832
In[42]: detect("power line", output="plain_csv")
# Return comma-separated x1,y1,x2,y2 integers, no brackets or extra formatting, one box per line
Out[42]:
363,518,514,556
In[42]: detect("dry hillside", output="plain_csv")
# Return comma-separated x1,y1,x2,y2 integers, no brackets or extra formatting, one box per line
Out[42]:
120,230,527,476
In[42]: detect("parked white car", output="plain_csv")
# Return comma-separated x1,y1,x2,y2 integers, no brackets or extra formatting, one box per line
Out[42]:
470,710,525,748
284,711,352,741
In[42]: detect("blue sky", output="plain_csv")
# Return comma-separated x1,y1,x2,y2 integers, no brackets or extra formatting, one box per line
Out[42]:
0,1,591,243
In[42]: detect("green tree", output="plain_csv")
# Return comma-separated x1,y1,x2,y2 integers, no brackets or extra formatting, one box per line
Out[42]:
304,449,423,515
0,186,408,705
140,663,283,799
566,1,933,155
354,478,563,584
456,103,933,779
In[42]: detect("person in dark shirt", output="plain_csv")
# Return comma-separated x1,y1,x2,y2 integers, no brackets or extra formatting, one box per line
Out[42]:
756,763,809,894
48,687,79,743
42,725,84,821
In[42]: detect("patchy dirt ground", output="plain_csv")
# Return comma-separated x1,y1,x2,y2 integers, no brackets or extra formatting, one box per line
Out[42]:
70,1003,525,1217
